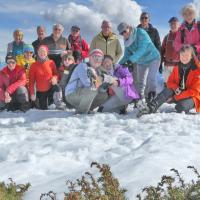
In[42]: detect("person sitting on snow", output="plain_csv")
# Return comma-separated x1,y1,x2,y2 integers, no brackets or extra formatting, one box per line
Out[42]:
0,53,30,112
138,44,200,117
98,55,139,114
65,49,108,114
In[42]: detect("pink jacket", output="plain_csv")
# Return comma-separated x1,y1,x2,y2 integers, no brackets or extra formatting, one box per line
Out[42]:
174,21,200,55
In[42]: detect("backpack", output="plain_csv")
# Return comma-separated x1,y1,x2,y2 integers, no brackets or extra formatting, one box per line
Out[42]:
181,21,200,43
64,63,78,86
65,62,91,86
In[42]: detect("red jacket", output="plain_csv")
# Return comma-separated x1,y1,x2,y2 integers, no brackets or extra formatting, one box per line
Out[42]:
29,59,58,96
167,61,200,112
174,21,200,56
0,65,26,101
161,31,180,66
68,35,90,59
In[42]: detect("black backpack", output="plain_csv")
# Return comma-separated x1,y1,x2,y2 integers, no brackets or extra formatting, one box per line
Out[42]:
181,21,200,43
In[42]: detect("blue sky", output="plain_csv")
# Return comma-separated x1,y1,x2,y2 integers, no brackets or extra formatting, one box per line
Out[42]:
0,0,198,61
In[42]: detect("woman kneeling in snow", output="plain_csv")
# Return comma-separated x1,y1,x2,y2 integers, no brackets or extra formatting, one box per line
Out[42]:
98,55,139,114
139,44,200,116
29,45,62,110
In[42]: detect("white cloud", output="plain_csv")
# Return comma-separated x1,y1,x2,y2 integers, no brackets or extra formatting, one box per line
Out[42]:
43,0,142,42
193,0,200,18
0,0,48,15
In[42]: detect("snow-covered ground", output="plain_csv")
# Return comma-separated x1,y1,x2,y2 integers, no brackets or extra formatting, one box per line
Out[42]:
0,104,200,200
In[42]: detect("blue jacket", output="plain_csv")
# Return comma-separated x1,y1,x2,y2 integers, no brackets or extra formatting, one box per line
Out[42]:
119,28,160,65
65,62,94,95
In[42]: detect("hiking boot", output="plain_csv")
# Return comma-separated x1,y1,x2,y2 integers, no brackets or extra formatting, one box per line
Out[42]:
136,99,150,118
146,91,156,103
19,102,31,112
55,102,66,110
119,105,128,115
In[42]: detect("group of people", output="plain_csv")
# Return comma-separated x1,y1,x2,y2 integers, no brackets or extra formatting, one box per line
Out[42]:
0,3,200,117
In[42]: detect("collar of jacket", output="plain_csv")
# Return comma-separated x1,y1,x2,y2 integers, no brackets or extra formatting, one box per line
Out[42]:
124,28,136,47
98,32,116,41
178,59,199,71
181,20,196,30
50,34,63,41
138,23,153,30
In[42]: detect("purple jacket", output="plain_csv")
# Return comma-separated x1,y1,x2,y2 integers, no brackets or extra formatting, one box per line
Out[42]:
114,64,139,100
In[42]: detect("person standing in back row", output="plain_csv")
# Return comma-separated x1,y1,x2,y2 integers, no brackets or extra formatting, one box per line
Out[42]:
42,23,71,69
161,17,180,83
68,25,89,62
90,20,122,64
32,25,46,56
174,4,200,59
137,12,161,53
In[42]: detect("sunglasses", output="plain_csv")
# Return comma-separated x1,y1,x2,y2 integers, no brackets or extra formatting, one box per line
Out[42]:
92,55,103,62
72,29,79,32
7,60,16,64
141,16,148,19
120,30,127,35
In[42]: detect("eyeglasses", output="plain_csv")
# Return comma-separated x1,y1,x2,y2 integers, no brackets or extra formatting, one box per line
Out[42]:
92,55,103,62
141,16,148,20
7,60,16,64
120,30,127,35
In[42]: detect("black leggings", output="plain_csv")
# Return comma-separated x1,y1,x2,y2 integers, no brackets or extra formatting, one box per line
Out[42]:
36,85,60,110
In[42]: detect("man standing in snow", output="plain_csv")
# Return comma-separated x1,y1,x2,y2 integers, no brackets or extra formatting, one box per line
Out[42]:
90,20,122,64
32,25,46,56
42,23,71,69
0,53,30,112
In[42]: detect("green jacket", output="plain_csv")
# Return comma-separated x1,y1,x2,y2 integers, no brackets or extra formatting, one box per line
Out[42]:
90,32,122,64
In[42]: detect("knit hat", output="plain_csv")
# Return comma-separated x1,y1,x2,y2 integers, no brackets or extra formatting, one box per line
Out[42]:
168,17,179,23
117,22,129,34
62,53,75,62
89,49,104,57
38,45,49,54
5,52,16,63
23,44,34,53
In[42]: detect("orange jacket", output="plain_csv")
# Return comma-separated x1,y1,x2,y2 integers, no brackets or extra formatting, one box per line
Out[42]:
167,61,200,112
29,59,58,96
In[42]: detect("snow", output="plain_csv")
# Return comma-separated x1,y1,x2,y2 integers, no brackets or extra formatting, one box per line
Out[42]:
0,104,200,200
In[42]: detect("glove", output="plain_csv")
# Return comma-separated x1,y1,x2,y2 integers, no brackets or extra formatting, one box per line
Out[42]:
31,95,36,101
159,63,163,74
174,88,182,95
123,60,136,72
103,74,117,84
